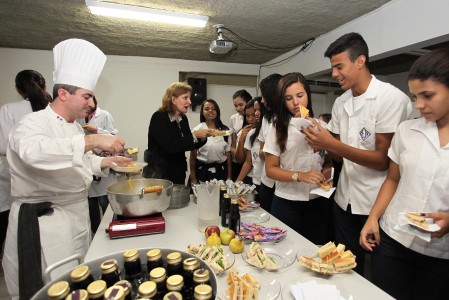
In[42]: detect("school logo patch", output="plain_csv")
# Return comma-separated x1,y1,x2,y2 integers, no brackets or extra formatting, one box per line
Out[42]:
359,127,371,141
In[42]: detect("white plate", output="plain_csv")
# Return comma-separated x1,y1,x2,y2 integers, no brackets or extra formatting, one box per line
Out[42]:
241,212,270,223
281,277,351,300
111,161,147,173
296,248,356,275
218,265,281,300
240,201,260,212
242,242,296,271
290,118,313,132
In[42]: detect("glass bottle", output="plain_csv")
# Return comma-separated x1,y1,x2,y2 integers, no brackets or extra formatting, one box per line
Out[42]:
47,280,70,300
220,193,230,227
70,265,94,291
192,269,210,289
193,284,213,300
149,267,167,299
166,252,183,277
182,258,199,300
166,275,186,298
228,197,240,232
86,280,107,300
138,281,157,299
123,249,145,290
163,292,182,300
219,185,227,217
114,280,133,300
65,289,88,300
146,249,163,275
100,259,122,287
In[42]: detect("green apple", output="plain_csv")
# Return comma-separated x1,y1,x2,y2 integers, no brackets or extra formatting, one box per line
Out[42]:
219,229,235,245
229,237,245,254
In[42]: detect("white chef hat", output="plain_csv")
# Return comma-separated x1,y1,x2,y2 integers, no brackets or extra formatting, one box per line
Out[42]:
53,38,107,91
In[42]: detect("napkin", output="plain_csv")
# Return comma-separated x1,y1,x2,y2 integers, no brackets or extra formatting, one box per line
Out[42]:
289,280,350,300
394,212,440,242
310,187,336,198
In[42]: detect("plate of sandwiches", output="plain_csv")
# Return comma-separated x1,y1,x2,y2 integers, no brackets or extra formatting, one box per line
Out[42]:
219,266,281,300
297,242,356,275
242,242,296,271
186,244,235,276
404,212,441,232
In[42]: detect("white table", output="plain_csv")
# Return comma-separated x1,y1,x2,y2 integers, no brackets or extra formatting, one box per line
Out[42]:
85,202,393,299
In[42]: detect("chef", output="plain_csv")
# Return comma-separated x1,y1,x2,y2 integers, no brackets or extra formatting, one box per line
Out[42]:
2,38,132,300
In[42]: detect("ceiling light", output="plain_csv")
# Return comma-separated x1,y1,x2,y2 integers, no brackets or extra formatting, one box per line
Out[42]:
85,0,208,28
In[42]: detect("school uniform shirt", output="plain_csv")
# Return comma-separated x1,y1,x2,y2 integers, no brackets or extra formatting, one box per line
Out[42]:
192,122,231,164
244,129,262,184
230,113,244,135
327,76,412,215
0,99,33,213
258,117,275,188
263,119,326,201
380,118,449,259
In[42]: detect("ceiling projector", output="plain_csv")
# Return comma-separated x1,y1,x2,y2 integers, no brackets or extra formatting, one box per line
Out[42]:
209,24,236,54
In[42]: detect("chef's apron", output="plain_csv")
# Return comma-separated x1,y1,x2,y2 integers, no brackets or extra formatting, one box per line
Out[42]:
2,192,91,300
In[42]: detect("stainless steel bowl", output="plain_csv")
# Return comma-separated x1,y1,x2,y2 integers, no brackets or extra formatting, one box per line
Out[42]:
107,178,173,217
168,184,190,209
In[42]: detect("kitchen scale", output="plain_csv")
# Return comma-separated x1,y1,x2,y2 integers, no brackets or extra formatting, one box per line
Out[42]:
105,212,165,239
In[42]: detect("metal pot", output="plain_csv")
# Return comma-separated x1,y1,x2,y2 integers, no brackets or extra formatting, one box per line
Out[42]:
168,184,190,209
107,178,173,217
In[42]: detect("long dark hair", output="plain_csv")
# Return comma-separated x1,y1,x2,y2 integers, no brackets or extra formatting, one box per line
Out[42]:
260,73,282,123
408,48,449,88
250,97,266,146
15,70,49,112
274,72,313,153
199,99,229,130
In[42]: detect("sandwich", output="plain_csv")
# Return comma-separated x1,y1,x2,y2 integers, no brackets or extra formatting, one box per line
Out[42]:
334,243,345,254
126,147,139,154
339,250,354,259
321,251,340,263
300,105,309,118
405,212,429,229
317,241,336,258
298,256,316,269
319,181,331,191
334,257,357,272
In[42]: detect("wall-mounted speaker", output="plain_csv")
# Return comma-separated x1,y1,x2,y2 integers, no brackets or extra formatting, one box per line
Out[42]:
187,78,207,111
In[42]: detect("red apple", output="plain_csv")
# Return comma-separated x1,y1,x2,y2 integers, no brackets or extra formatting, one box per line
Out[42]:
204,226,220,238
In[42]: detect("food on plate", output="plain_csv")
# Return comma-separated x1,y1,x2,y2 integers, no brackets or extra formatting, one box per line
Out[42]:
298,242,356,274
405,212,429,229
237,223,287,242
187,244,230,274
299,105,309,118
206,233,222,247
238,196,259,211
126,147,139,154
244,242,279,270
226,267,261,300
229,237,245,254
220,229,236,246
205,226,221,238
319,181,331,191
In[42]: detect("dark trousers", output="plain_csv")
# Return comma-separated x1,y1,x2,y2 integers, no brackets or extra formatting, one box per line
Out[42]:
333,202,368,275
371,229,449,300
271,195,329,245
195,160,228,182
231,162,242,182
88,195,109,234
259,182,274,213
0,210,9,254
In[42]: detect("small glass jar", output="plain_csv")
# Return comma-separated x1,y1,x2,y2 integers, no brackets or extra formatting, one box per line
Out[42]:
166,274,186,297
114,280,133,300
194,284,213,300
47,280,70,300
123,249,144,288
166,252,183,277
163,291,182,300
192,268,210,288
149,267,167,298
100,259,122,287
86,280,107,299
183,258,200,300
138,281,157,299
146,249,163,275
104,285,125,300
66,289,88,300
70,265,94,291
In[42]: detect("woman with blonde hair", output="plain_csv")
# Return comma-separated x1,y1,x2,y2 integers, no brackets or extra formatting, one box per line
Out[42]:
144,82,210,184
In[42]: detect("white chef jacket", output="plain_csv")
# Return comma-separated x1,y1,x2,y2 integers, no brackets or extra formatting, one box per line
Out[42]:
264,119,325,201
2,105,108,299
244,129,262,185
191,122,231,164
327,76,412,215
380,118,449,259
258,117,275,188
77,107,118,197
0,99,33,212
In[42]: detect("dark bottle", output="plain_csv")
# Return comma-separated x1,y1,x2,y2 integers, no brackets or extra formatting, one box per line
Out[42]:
193,284,213,300
123,249,145,290
100,259,122,287
182,258,200,300
138,281,157,299
163,292,182,300
47,280,70,300
86,280,107,300
70,265,94,291
228,197,240,232
146,249,163,275
149,267,167,299
66,289,88,300
166,275,186,298
220,193,230,227
114,280,133,300
219,185,227,216
166,252,183,277
192,269,210,289
104,285,125,300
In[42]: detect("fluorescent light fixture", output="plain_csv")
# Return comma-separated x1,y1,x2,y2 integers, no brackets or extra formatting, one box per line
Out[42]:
85,0,208,28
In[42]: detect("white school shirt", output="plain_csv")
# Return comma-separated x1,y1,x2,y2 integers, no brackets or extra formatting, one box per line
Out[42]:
230,113,243,134
258,117,275,188
380,118,449,259
263,119,325,201
191,122,231,164
327,76,412,215
244,129,262,184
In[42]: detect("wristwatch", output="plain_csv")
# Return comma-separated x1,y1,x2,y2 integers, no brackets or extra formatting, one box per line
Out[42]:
291,172,299,182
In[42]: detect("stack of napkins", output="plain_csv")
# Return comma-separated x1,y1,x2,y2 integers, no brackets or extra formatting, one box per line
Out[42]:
289,280,350,300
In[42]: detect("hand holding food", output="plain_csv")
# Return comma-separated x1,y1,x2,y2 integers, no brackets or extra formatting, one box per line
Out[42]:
194,128,212,139
295,105,309,118
87,134,126,154
82,124,98,133
424,212,449,238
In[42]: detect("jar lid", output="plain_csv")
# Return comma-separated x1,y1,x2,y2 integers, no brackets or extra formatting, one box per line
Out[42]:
70,265,90,282
193,268,210,283
194,284,213,299
231,198,238,204
146,248,162,261
66,289,88,300
138,281,157,298
104,285,125,300
86,280,107,299
183,257,200,270
166,274,184,291
220,185,227,190
163,291,182,300
224,193,230,198
114,280,131,296
47,281,70,299
149,267,166,282
166,251,182,264
100,259,118,274
123,249,139,262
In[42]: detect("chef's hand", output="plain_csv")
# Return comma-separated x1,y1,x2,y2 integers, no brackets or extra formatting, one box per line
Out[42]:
82,124,98,134
302,117,335,151
194,129,212,140
101,156,133,169
85,134,125,154
424,212,449,238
